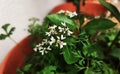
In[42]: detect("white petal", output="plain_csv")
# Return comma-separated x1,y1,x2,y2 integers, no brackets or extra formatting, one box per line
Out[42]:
61,35,66,40
39,50,44,55
61,22,66,26
33,48,37,52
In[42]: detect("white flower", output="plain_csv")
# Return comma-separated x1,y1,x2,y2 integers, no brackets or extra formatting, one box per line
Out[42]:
43,39,49,44
64,27,73,36
58,10,65,13
33,48,37,52
38,46,52,55
49,25,57,30
39,48,47,55
59,41,66,49
56,39,67,49
67,30,73,36
61,35,66,40
46,32,51,36
58,26,63,32
66,11,77,18
45,26,57,36
56,36,67,49
72,12,77,16
49,36,56,45
47,46,52,50
61,22,66,26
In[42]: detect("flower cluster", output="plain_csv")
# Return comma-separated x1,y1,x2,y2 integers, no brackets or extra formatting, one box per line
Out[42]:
58,10,77,18
33,22,73,55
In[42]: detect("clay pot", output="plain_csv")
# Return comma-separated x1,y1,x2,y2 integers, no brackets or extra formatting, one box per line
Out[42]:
0,36,33,74
51,1,108,16
0,1,111,74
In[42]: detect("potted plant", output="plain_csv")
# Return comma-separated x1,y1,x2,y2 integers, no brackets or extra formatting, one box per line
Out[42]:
0,0,120,74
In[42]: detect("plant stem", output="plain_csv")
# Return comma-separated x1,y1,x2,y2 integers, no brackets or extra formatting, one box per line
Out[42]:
9,36,17,44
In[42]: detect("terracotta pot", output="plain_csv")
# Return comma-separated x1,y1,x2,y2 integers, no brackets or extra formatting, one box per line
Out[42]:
51,1,108,16
0,1,110,74
0,36,33,74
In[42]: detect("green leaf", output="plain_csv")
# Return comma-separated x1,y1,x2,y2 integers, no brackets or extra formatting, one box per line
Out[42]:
2,23,10,31
0,24,15,40
84,18,116,35
8,27,15,36
42,66,57,74
99,0,120,21
109,48,120,60
47,14,78,30
85,67,96,74
62,46,79,64
23,64,32,72
0,34,7,40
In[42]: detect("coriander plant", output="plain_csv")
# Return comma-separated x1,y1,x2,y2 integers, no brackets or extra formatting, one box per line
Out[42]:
1,0,120,74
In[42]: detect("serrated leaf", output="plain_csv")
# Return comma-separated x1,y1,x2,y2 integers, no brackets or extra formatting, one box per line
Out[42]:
8,27,15,36
99,0,120,21
0,34,7,40
62,46,79,64
0,24,15,40
2,23,10,31
84,18,116,35
109,48,120,60
47,14,78,30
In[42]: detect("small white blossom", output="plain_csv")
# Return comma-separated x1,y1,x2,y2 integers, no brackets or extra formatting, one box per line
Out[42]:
61,35,66,40
59,41,67,49
56,39,67,49
72,12,77,16
47,46,52,50
56,36,67,49
64,27,73,36
45,25,57,36
66,11,77,18
43,39,49,44
67,30,73,36
58,10,65,14
49,36,56,45
45,32,51,36
38,46,43,50
49,25,57,30
58,26,63,32
33,48,37,52
61,22,66,26
39,48,47,55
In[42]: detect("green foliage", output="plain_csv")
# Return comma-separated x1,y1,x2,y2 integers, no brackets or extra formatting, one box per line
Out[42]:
41,66,57,74
62,46,79,64
110,48,120,61
28,17,48,38
16,0,120,74
47,14,78,30
0,24,15,40
84,18,116,35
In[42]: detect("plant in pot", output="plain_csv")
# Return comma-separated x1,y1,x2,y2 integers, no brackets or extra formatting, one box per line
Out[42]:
0,0,120,74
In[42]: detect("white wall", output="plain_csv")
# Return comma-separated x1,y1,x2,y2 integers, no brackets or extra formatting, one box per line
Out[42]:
0,0,65,63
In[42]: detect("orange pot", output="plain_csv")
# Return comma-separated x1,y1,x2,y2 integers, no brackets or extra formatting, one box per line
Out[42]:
0,36,33,74
51,2,108,16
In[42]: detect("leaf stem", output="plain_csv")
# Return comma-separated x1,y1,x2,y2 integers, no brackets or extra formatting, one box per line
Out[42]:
9,36,17,44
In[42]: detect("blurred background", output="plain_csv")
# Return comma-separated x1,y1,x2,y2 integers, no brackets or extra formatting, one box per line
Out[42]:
0,0,120,63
